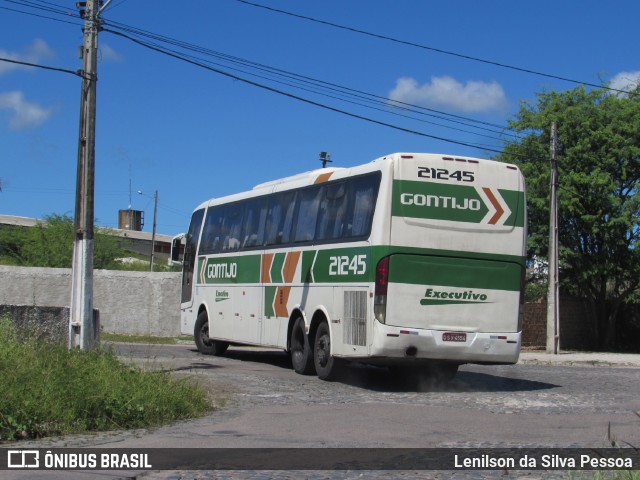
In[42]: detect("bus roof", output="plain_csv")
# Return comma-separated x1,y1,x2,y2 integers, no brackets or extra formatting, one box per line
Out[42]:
191,153,520,213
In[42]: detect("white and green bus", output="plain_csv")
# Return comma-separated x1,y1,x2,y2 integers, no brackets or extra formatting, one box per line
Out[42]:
179,152,526,381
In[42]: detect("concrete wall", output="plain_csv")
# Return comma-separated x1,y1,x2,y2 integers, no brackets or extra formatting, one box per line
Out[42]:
0,266,181,336
0,265,595,349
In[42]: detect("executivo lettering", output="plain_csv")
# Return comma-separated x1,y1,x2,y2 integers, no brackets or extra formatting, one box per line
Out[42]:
215,290,230,302
420,288,490,306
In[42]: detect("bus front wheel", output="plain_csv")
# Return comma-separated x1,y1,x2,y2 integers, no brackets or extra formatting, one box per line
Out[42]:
314,321,342,381
194,311,229,356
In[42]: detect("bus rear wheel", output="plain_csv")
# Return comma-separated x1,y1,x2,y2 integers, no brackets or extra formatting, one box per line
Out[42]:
290,317,315,375
194,311,228,356
314,321,342,381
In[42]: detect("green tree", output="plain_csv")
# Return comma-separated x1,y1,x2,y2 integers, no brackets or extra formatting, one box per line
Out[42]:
0,214,122,269
497,85,640,349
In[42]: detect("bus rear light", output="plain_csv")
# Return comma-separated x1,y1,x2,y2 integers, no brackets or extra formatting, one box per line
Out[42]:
374,256,389,323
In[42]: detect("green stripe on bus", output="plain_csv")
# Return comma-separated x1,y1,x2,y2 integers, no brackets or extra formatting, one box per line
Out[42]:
306,247,373,283
270,253,285,283
196,246,525,286
498,188,526,227
197,255,261,284
301,250,316,283
389,254,522,291
391,180,525,227
264,286,276,317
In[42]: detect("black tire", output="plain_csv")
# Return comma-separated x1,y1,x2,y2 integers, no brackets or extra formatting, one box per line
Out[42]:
194,311,229,356
314,321,342,381
290,317,315,375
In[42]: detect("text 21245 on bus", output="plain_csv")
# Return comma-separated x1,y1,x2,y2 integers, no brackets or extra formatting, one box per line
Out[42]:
178,152,526,381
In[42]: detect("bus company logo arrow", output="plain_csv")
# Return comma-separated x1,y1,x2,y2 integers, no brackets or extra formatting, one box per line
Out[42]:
478,187,511,225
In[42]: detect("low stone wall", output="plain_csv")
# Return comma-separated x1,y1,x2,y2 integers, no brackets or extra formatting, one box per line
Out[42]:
0,304,70,344
0,265,595,348
0,304,100,345
0,266,181,337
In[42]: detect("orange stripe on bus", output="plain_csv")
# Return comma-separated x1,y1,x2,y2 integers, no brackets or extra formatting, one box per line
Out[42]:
314,172,334,184
274,286,291,317
261,253,274,283
282,251,301,284
482,187,505,225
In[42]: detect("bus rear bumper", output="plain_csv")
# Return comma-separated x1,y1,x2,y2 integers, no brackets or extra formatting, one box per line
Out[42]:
369,323,521,365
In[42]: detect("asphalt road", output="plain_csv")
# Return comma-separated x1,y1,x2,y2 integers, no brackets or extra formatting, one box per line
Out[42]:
4,342,640,480
111,343,640,447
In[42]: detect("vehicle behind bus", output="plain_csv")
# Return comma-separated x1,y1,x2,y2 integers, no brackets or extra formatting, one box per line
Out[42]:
179,153,526,382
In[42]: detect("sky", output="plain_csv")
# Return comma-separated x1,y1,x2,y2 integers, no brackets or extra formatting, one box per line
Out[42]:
1,0,639,236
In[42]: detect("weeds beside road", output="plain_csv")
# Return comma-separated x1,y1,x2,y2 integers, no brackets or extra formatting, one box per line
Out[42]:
0,319,212,442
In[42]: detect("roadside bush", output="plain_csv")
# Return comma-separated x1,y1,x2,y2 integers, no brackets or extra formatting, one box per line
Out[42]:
0,319,212,441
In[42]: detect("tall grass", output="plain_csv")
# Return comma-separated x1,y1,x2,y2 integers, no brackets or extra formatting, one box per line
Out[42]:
0,318,212,441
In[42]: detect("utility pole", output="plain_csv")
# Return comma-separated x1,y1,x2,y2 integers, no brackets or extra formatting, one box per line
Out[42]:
138,189,159,271
546,121,560,354
150,190,158,272
69,0,100,350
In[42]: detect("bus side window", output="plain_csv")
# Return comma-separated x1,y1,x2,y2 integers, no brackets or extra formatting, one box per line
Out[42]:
241,198,267,249
317,182,348,241
293,185,323,243
265,191,295,246
200,206,224,254
222,203,244,252
348,175,379,237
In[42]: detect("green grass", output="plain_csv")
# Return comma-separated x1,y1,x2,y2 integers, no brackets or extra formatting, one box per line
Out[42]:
101,331,192,344
0,318,212,442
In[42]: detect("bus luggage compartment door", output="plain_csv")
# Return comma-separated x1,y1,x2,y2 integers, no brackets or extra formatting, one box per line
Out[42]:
385,254,522,333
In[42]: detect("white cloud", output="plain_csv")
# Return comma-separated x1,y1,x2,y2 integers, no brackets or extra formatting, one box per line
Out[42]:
0,91,52,130
389,75,508,114
609,71,640,96
0,39,55,75
99,43,124,62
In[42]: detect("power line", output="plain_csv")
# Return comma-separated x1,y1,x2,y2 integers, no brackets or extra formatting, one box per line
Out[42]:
104,18,512,130
0,4,81,25
104,28,513,156
101,18,520,142
234,0,632,96
4,0,525,156
4,0,520,141
2,0,78,18
0,56,84,77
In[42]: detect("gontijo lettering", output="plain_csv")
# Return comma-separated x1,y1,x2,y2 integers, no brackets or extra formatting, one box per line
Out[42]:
207,262,237,279
400,193,481,210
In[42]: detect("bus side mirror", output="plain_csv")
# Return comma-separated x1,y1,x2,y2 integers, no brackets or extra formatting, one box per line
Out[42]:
171,234,185,264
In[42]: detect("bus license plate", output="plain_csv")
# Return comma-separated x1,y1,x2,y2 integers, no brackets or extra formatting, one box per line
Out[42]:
443,332,466,342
